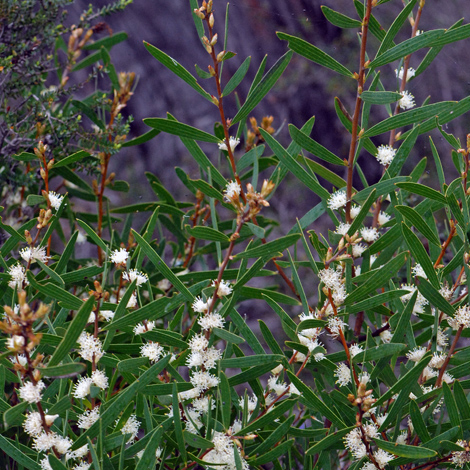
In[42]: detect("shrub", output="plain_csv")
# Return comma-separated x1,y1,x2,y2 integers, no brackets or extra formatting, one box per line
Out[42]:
2,1,470,470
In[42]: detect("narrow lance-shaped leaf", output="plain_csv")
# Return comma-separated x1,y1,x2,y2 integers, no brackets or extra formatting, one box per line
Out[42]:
360,91,402,104
144,41,212,101
321,6,362,28
395,182,447,204
277,32,354,77
222,56,251,97
143,118,220,143
373,439,437,459
231,50,292,125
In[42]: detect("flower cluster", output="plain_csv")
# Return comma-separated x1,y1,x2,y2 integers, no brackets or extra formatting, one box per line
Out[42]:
77,332,104,362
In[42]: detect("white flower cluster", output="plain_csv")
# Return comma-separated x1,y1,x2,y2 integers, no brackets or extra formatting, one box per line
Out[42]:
73,370,108,399
19,380,46,403
20,246,49,264
23,412,58,437
198,311,224,331
327,190,347,211
335,222,350,236
33,431,72,454
360,227,379,243
8,263,29,290
109,247,129,265
451,440,470,468
223,181,241,203
401,283,429,315
133,320,155,335
448,305,470,330
77,406,100,429
334,363,351,387
218,136,240,152
396,66,416,81
349,343,364,358
48,191,65,210
212,279,233,297
141,342,164,363
202,431,249,470
376,145,396,166
118,414,140,443
319,267,348,306
77,332,104,362
239,395,257,414
399,90,415,110
123,269,148,286
327,316,347,338
186,333,222,378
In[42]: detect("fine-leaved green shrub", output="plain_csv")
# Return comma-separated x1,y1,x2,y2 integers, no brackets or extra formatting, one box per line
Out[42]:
3,1,470,470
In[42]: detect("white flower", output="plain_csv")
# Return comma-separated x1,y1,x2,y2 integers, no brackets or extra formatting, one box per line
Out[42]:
336,223,351,236
364,423,380,440
422,366,438,381
48,191,65,210
230,419,243,435
141,342,164,363
100,310,115,321
20,246,49,263
78,407,100,429
448,305,470,329
23,412,44,436
33,431,57,452
192,296,208,313
40,457,53,470
109,248,129,265
218,136,240,152
65,444,89,460
360,227,379,243
350,205,361,219
327,316,346,338
11,354,27,367
429,352,447,369
318,268,342,290
72,463,91,470
352,243,367,258
380,328,392,344
192,397,216,413
328,190,347,211
406,347,426,362
376,145,396,166
8,263,29,289
313,352,325,362
77,332,104,362
359,372,370,385
19,380,45,403
332,284,347,305
374,449,395,469
396,431,408,445
349,344,364,358
439,284,453,301
239,395,257,413
91,370,108,389
73,377,93,399
412,263,427,279
54,435,73,454
190,370,220,392
335,363,351,387
396,67,416,81
361,463,377,470
451,440,470,468
399,90,415,110
437,326,449,349
442,372,454,384
378,211,391,226
76,231,87,244
415,30,423,36
119,414,140,443
201,347,222,370
188,333,209,352
401,283,429,314
122,269,148,287
223,180,241,203
6,335,25,351
203,431,249,470
267,375,288,396
344,428,367,459
213,279,233,297
198,312,224,331
133,320,155,335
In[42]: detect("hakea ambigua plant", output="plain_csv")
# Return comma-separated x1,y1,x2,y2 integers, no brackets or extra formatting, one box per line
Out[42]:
4,0,470,470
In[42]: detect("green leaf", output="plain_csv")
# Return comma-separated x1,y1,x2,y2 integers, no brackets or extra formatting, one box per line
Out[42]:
249,439,295,465
71,356,171,450
53,150,91,168
72,50,103,72
194,63,212,79
117,357,149,372
172,382,187,463
289,124,346,166
71,100,105,130
287,371,345,426
76,219,108,252
239,399,296,434
352,343,407,364
185,225,229,242
0,435,41,470
345,289,409,315
48,296,95,366
249,416,295,458
12,152,37,162
222,56,251,97
373,439,436,459
416,277,455,317
430,23,470,47
144,41,212,101
220,354,284,369
240,287,299,305
122,129,160,147
212,327,245,345
219,371,231,429
143,118,220,143
183,431,213,449
354,176,407,204
40,362,86,378
409,400,431,443
233,233,301,260
344,252,407,304
387,126,420,178
306,426,356,456
260,129,330,199
362,101,455,138
3,401,29,428
321,6,362,28
231,51,292,125
83,31,128,50
443,382,461,431
360,91,402,104
401,223,439,288
277,32,354,77
132,230,194,302
302,157,347,189
395,182,447,204
369,29,445,68
395,205,441,247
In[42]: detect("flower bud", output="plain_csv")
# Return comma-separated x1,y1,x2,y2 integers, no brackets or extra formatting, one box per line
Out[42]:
216,50,226,62
209,13,214,27
210,34,218,46
44,414,59,426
